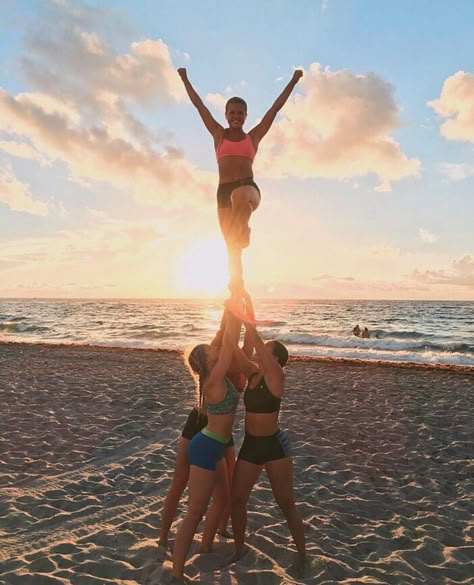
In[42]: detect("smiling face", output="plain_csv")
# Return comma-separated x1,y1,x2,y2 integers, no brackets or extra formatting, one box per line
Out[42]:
225,99,247,129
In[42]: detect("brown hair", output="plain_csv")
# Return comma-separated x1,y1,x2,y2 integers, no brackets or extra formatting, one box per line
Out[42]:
188,344,209,409
271,340,289,367
225,96,247,113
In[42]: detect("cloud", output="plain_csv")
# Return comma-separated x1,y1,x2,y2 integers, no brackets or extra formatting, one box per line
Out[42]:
428,71,474,142
0,163,48,216
410,255,474,287
0,0,213,208
22,1,186,109
418,228,438,244
255,63,421,191
313,274,355,282
0,139,50,166
206,93,227,112
0,213,172,275
440,162,474,181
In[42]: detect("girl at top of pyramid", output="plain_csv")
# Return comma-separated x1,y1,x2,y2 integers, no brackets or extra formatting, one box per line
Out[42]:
178,67,302,293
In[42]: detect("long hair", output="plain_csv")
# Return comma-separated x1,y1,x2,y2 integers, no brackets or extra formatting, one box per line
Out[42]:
188,344,209,410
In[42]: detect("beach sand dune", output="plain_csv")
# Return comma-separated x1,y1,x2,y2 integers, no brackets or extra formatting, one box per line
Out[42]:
1,343,473,584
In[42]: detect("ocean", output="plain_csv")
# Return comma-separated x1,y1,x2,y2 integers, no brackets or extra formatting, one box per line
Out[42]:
0,298,473,368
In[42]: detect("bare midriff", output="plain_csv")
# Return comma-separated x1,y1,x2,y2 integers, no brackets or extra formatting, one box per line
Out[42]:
244,412,280,436
206,412,236,442
218,156,254,184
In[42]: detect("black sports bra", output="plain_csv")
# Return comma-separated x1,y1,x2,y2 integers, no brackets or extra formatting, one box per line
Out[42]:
243,373,281,414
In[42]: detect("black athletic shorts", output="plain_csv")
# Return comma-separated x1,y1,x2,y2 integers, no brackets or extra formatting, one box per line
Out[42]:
216,178,260,208
237,430,291,465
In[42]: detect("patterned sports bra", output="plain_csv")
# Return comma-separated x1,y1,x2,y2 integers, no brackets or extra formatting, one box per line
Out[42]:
207,378,240,415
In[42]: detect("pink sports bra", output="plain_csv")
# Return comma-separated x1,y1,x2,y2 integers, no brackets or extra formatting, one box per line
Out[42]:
216,134,256,162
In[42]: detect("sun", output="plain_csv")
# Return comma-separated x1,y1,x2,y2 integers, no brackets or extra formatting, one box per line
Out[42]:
176,237,229,296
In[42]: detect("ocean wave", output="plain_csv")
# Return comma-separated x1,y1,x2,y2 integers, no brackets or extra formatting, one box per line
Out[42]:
1,298,472,368
273,332,474,355
0,321,51,334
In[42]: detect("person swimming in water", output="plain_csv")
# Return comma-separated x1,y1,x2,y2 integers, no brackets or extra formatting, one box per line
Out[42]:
177,68,303,293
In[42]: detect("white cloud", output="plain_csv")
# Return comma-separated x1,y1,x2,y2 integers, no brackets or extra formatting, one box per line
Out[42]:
0,163,48,216
255,63,421,191
428,71,474,142
206,93,227,112
0,139,50,166
440,162,474,181
0,0,214,209
410,255,474,287
418,228,438,244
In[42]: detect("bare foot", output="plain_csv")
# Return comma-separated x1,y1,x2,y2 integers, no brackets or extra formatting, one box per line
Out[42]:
228,546,248,563
169,574,189,584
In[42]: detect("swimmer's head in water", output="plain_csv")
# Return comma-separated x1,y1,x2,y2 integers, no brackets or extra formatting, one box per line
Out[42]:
266,340,289,368
225,97,248,114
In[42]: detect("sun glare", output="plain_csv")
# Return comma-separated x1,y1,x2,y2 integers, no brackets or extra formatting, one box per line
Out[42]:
176,237,229,296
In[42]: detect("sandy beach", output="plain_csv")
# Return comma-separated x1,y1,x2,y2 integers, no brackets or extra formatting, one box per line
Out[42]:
0,342,473,585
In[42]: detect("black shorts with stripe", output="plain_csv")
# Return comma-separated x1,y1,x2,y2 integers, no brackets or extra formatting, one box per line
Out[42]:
237,429,291,465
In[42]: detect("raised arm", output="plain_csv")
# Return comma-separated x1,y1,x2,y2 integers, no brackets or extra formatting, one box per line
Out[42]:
210,307,229,349
249,70,303,146
241,290,256,359
178,68,223,139
206,302,242,386
244,321,284,395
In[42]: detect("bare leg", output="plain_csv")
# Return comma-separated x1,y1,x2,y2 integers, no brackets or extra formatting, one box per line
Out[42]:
172,465,216,581
227,247,244,295
218,446,236,537
266,458,306,572
200,458,228,551
218,207,233,245
159,437,190,547
231,459,262,559
230,186,260,248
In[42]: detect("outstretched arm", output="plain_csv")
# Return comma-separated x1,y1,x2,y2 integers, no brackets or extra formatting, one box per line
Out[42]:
249,70,303,145
206,301,242,385
210,307,229,349
244,321,284,394
178,68,223,138
241,290,256,359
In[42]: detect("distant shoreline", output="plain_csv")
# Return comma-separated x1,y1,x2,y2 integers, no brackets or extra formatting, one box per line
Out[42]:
2,340,473,373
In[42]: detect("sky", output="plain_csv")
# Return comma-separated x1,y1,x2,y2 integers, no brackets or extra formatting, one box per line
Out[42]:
0,0,473,300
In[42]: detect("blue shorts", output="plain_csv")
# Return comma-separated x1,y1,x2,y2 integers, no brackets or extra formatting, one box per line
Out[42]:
188,429,227,471
181,407,235,447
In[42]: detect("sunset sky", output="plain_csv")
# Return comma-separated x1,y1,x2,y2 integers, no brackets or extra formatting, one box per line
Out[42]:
1,0,473,300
